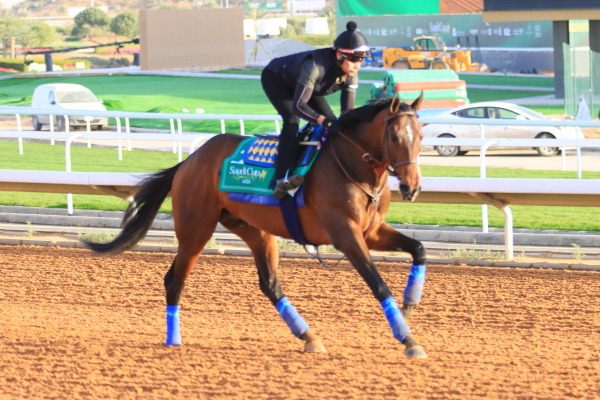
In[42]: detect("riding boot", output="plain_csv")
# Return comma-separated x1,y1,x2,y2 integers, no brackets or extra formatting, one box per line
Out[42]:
270,123,302,195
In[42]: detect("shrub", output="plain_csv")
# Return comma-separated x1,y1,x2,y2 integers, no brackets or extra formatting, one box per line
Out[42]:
0,58,25,72
296,34,335,47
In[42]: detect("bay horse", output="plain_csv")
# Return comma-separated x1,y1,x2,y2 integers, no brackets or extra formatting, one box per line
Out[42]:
84,94,428,359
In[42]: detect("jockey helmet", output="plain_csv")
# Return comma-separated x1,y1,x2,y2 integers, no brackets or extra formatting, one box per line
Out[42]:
333,21,370,61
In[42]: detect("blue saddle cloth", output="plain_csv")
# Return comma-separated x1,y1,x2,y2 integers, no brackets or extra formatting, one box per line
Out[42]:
219,123,324,201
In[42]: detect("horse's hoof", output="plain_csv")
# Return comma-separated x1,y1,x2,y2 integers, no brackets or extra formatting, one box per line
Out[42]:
165,335,182,346
401,304,415,321
304,339,326,353
405,345,427,359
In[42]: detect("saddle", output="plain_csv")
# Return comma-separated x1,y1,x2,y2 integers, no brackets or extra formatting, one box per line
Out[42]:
219,124,324,202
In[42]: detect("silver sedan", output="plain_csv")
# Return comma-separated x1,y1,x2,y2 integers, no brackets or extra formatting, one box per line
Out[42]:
421,101,584,156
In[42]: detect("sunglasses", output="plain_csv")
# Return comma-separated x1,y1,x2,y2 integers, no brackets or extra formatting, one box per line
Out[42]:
341,53,366,63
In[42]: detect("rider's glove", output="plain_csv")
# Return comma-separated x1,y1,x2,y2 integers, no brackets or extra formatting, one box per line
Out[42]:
323,117,342,134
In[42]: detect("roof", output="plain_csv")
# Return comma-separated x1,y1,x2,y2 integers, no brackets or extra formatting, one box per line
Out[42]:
440,0,483,14
35,83,89,91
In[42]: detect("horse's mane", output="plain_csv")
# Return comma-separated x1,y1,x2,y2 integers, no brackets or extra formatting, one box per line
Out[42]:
339,96,412,130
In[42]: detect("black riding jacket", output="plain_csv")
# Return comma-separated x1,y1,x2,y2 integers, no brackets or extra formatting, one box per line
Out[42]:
264,48,357,124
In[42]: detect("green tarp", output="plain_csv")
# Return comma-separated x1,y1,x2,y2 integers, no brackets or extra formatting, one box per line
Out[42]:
338,0,440,16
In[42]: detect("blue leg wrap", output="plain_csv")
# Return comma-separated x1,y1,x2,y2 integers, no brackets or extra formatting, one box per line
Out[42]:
381,297,411,342
403,264,426,305
275,297,309,339
165,305,182,346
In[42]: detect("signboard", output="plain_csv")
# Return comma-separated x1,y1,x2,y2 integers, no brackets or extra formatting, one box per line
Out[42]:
244,1,284,11
338,14,553,48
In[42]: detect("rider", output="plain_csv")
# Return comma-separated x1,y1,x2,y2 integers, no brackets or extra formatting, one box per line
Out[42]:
261,21,370,198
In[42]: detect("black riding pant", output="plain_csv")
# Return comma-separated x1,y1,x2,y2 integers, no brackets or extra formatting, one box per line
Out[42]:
261,69,335,187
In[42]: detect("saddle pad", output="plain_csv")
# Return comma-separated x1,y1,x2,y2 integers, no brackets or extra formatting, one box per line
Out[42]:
219,134,320,197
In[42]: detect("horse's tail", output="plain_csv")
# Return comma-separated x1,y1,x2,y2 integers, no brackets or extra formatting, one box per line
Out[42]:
83,163,181,255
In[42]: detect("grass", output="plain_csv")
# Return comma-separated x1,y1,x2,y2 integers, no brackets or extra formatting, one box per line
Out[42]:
77,230,116,243
457,73,554,88
445,247,507,261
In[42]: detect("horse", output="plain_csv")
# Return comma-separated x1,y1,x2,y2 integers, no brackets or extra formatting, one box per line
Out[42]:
84,94,429,359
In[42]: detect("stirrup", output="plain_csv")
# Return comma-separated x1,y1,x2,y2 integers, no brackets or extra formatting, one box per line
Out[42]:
273,175,304,199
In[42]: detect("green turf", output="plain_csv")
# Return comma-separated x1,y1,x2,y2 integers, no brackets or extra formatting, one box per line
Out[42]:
457,73,554,88
386,202,600,231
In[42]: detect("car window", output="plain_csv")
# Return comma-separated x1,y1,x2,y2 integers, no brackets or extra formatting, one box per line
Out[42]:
491,108,520,119
515,106,544,119
453,107,485,118
57,91,97,103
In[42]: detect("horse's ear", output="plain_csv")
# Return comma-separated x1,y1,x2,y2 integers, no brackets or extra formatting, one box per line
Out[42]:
390,94,401,113
411,91,424,112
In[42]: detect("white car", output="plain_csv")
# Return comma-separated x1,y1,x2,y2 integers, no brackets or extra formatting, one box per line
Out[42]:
422,101,584,156
31,83,108,131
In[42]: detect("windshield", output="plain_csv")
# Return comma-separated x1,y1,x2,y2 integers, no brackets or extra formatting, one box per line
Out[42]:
57,90,98,103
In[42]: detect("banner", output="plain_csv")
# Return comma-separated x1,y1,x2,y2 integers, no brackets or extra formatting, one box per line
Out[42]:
338,0,440,16
337,15,553,48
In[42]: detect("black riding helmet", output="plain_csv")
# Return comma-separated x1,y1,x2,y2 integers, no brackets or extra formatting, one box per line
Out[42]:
333,21,370,61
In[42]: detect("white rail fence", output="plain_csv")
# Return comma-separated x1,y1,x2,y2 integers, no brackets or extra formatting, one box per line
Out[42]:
1,105,600,260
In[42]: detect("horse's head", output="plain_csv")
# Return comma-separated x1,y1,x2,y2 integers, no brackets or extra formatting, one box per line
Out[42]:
383,94,423,202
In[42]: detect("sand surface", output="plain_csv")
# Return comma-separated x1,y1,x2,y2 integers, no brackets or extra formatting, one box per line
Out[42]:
1,245,599,399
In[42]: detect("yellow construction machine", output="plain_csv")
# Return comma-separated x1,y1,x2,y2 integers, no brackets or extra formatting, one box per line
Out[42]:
382,35,486,72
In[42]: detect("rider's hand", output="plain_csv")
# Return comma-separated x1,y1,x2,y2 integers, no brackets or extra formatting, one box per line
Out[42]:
323,117,342,133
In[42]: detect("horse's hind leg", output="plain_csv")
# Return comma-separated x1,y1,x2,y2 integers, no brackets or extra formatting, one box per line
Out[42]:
163,216,220,346
219,211,325,353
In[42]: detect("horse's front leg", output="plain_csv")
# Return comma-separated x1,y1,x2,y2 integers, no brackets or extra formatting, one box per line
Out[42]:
367,222,427,322
330,224,427,359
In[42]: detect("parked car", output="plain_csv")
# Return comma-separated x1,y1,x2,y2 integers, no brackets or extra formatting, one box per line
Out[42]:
421,101,585,156
31,83,108,131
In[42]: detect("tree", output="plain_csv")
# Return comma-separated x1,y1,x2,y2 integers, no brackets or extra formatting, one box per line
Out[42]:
73,7,110,39
110,11,139,38
0,17,29,47
26,23,58,48
319,6,336,34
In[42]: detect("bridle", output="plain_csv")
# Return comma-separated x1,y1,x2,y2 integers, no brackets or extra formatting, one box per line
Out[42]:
334,110,419,179
330,108,420,236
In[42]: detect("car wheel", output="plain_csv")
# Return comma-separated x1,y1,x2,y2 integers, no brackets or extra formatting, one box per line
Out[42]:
32,115,42,130
392,60,410,69
536,132,559,156
434,134,460,157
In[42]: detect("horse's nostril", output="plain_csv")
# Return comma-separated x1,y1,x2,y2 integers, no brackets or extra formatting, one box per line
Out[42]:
400,184,409,196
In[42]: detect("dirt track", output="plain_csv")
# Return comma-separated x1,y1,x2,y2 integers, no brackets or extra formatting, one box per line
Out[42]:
2,245,599,399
